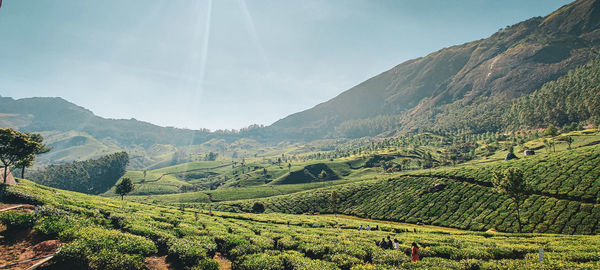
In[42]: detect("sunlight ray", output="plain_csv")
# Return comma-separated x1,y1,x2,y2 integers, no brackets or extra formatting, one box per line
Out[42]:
238,0,272,72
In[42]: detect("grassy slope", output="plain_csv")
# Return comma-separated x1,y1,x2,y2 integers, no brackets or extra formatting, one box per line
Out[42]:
110,157,380,201
212,144,600,234
3,180,600,269
116,130,600,215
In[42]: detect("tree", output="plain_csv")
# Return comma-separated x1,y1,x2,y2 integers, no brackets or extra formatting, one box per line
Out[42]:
252,201,265,213
14,133,52,178
565,136,574,150
422,152,434,169
543,125,558,137
329,190,340,215
206,152,217,161
0,128,41,183
492,168,531,233
543,139,551,153
29,152,128,194
115,177,134,200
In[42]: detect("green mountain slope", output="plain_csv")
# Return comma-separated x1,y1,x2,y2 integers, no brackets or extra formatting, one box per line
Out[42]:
213,144,600,234
271,0,600,138
0,96,218,147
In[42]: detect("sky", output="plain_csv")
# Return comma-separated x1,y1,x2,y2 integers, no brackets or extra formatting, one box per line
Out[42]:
0,0,571,130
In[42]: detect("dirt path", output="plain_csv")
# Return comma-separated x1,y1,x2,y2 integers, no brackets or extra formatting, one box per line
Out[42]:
0,204,35,213
214,252,232,270
0,227,60,270
145,256,175,270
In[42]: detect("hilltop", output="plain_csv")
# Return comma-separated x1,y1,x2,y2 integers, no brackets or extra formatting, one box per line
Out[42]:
271,0,600,138
2,1,600,170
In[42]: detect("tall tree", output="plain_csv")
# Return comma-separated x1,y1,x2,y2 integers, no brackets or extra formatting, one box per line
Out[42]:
329,190,340,215
492,168,531,233
0,128,41,183
565,136,574,150
115,177,134,200
14,133,52,178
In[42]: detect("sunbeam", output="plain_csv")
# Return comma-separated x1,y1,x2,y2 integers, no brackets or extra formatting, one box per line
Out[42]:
238,0,272,72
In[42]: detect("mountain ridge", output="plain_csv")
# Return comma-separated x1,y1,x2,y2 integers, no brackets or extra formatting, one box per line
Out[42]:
271,0,600,138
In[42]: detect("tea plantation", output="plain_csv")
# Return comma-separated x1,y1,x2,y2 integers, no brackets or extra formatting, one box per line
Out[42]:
212,145,600,234
1,180,600,269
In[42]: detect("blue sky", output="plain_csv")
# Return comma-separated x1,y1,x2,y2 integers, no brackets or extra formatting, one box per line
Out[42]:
0,0,571,130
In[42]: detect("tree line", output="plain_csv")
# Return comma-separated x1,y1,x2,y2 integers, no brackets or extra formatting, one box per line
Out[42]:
29,152,129,195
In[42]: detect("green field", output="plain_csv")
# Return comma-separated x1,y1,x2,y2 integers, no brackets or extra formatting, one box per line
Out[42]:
4,129,600,269
209,143,600,234
2,180,600,269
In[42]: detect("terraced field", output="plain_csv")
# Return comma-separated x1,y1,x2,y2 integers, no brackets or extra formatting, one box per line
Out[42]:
212,145,600,234
2,180,600,269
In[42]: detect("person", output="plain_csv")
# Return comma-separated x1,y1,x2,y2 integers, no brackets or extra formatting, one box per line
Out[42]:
378,237,386,248
385,236,393,249
358,225,363,230
393,238,400,250
366,225,371,230
411,242,420,262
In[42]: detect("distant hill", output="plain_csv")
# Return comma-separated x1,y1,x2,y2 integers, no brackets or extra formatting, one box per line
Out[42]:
0,96,246,169
271,0,600,138
2,0,600,167
0,96,219,147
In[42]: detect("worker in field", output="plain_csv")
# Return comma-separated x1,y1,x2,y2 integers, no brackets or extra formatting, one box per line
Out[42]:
393,238,400,249
378,237,386,248
411,242,420,262
385,236,393,249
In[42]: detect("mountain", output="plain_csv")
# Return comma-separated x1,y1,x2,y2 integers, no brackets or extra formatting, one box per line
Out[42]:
271,0,600,138
0,96,243,169
2,0,600,163
0,96,217,147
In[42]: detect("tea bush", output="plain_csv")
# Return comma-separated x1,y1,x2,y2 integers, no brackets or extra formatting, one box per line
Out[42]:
0,211,36,230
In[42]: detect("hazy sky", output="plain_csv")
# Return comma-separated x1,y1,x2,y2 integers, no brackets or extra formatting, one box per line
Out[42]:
0,0,570,130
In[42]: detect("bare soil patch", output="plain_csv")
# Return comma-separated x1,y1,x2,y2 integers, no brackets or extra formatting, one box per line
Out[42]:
214,252,232,270
146,255,175,270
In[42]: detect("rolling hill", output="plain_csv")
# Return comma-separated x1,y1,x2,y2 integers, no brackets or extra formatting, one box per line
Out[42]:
212,143,600,234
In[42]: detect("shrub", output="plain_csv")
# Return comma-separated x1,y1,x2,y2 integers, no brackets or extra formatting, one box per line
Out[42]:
237,253,284,270
371,249,410,266
188,258,220,270
326,253,363,270
252,202,266,213
35,215,71,237
57,226,157,258
125,223,177,254
229,243,262,262
167,236,216,267
0,211,36,230
87,249,146,270
280,251,339,270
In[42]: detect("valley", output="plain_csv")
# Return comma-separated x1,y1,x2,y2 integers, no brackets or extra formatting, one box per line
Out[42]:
2,0,600,269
